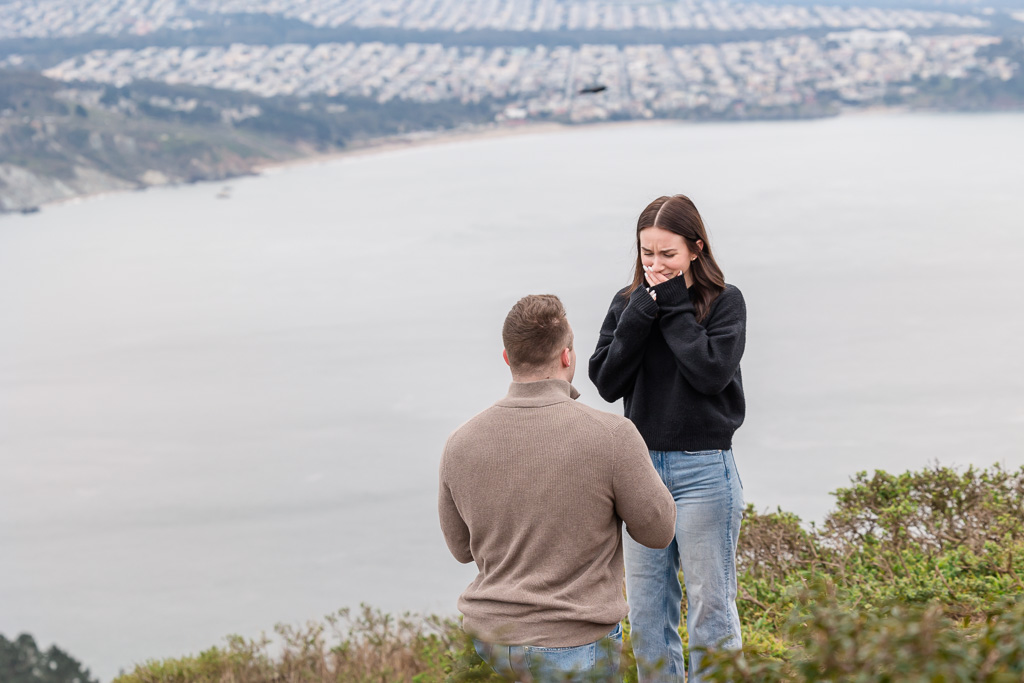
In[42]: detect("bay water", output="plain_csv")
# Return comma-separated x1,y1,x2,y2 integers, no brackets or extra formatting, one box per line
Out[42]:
2,112,1023,680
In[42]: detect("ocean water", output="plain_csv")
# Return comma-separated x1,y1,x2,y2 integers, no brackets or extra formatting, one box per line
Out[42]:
1,113,1022,680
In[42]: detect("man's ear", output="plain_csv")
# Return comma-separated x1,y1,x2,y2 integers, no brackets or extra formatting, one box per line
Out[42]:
502,349,510,367
561,347,572,368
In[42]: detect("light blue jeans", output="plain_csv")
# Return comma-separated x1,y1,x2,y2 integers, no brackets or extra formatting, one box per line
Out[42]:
624,449,744,683
473,623,623,682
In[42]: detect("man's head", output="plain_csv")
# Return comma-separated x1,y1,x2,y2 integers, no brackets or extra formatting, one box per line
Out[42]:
501,294,575,383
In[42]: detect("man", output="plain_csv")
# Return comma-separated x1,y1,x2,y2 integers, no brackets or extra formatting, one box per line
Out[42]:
439,294,677,682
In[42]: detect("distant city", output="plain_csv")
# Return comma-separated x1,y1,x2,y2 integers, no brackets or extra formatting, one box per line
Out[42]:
0,0,992,38
5,0,1015,122
1,0,1022,211
39,33,1013,122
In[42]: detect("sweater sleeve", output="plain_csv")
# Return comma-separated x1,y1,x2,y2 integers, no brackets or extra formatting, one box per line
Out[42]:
588,287,659,403
612,421,676,549
652,279,746,396
438,437,473,564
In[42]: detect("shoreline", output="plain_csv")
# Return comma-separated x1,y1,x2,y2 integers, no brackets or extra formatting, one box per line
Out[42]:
1,108,1006,216
252,108,921,172
250,118,678,172
2,119,681,216
1,119,640,216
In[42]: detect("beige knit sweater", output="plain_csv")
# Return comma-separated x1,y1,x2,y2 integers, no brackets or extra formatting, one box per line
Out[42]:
439,379,676,647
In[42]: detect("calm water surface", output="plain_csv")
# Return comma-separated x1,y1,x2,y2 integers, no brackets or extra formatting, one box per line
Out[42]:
2,113,1023,679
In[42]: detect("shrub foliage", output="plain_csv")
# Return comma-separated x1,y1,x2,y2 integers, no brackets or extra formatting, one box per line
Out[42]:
0,633,98,683
111,463,1024,682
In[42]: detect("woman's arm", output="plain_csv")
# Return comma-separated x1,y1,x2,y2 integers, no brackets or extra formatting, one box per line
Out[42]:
588,288,659,402
652,278,746,395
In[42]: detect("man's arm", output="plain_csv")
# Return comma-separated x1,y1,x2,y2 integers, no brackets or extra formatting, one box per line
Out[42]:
611,422,676,548
438,440,474,564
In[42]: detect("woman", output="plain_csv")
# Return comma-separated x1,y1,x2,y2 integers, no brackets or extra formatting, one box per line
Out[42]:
589,194,746,683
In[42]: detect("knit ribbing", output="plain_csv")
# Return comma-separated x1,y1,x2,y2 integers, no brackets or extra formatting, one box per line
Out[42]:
438,379,676,647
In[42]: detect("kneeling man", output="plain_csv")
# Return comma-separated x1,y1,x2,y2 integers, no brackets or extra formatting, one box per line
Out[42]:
438,294,676,682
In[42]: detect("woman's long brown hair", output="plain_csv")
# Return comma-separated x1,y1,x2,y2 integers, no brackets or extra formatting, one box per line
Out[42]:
625,194,725,323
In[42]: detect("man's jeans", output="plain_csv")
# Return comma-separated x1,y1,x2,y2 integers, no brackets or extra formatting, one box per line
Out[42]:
624,449,744,683
473,623,623,682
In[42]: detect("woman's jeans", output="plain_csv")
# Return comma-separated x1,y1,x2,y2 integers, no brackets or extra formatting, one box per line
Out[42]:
473,623,623,682
624,449,744,683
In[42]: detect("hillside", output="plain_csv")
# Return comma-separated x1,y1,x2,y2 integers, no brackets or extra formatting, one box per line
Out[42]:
0,70,498,213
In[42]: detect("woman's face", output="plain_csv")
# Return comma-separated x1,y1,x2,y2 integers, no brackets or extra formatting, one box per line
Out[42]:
639,226,698,281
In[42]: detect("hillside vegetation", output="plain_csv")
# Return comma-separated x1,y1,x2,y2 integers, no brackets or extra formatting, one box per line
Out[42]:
103,463,1024,682
0,70,498,213
0,633,98,683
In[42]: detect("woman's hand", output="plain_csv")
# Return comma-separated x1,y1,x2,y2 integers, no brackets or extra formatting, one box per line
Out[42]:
644,266,684,292
644,265,667,288
644,267,666,301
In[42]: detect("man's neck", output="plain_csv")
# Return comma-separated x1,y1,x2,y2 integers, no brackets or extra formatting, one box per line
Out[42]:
511,371,571,384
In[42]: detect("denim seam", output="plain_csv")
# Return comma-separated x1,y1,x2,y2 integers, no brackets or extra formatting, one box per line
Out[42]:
651,450,670,488
663,552,681,677
730,453,743,638
723,462,736,619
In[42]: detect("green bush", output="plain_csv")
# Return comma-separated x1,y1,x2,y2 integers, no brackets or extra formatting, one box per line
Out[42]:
112,463,1024,682
0,633,98,683
697,463,1024,681
736,464,1024,635
700,584,1024,682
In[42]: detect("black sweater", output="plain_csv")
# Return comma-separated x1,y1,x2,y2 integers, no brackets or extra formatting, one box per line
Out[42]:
589,275,746,452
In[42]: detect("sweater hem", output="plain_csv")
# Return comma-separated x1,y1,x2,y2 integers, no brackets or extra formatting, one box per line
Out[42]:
642,435,735,452
462,616,622,648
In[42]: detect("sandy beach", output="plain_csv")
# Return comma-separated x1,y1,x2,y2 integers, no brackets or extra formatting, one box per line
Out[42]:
252,118,678,171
